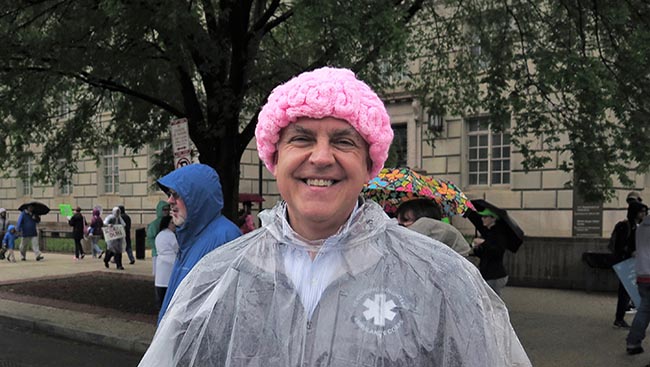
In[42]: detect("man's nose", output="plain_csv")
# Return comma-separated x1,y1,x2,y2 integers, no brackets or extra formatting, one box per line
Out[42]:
309,141,335,165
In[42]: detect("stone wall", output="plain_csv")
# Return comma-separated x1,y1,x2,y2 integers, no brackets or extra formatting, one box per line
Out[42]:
504,236,619,292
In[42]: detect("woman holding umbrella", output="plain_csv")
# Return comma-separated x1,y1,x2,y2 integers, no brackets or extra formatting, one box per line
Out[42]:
466,208,510,296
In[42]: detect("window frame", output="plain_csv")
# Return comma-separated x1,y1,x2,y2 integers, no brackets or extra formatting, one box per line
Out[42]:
21,158,34,197
103,146,120,194
466,116,511,187
387,123,408,168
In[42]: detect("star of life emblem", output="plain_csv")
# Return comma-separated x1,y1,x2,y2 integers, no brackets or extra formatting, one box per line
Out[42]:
353,288,406,337
363,293,397,326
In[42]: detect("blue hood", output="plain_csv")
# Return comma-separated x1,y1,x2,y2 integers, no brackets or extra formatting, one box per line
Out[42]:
7,225,15,232
157,164,225,248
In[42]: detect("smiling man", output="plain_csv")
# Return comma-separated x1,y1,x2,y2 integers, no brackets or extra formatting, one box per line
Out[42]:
140,67,531,366
273,117,373,243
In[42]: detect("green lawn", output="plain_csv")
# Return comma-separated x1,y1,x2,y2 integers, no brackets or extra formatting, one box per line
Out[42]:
42,237,152,253
42,237,106,253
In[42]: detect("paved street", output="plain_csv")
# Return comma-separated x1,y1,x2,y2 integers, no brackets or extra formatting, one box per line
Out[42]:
0,323,142,367
502,287,644,367
1,252,649,366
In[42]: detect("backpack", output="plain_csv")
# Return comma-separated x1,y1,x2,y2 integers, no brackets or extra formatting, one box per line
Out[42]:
608,220,631,253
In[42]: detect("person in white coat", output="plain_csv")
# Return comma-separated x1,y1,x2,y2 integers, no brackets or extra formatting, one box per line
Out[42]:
103,206,126,270
154,215,178,309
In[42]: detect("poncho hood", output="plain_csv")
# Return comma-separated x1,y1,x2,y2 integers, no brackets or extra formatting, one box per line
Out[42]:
157,164,225,248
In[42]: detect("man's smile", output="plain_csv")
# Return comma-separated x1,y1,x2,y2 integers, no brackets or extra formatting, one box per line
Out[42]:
304,178,337,187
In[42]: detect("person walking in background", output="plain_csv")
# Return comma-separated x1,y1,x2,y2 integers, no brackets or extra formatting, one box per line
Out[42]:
67,206,86,261
103,206,126,270
119,205,135,265
89,207,104,258
154,215,178,309
16,204,43,261
465,207,509,296
0,208,8,240
147,201,170,275
155,163,242,323
0,208,8,260
626,213,650,355
612,200,648,328
2,225,18,263
139,67,530,366
237,201,255,234
395,198,471,257
627,191,643,205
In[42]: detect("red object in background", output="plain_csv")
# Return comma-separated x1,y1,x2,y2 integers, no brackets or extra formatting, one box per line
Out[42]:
238,193,265,203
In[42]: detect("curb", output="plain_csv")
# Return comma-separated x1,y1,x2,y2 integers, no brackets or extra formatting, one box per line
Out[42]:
0,312,151,355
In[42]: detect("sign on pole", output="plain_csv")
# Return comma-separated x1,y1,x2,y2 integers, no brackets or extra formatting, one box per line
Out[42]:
170,118,192,169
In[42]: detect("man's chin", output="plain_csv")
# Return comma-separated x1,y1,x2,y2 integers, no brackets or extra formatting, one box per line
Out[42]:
172,217,185,227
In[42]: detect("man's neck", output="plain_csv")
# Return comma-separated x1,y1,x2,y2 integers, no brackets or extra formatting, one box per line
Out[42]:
289,219,344,243
284,201,360,243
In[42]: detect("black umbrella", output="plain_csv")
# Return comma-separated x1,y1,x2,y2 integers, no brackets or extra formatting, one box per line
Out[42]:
470,199,524,252
18,201,50,216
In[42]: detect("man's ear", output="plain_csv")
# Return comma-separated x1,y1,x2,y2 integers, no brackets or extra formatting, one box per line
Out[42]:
270,152,278,176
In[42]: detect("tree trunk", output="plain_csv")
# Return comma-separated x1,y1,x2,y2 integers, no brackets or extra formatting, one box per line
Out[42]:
194,128,243,223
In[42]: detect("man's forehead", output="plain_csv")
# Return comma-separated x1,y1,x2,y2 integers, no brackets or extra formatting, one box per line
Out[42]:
283,121,365,140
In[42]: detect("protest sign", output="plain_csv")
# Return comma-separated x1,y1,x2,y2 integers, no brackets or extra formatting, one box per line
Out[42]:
613,258,640,308
59,204,73,217
103,224,126,242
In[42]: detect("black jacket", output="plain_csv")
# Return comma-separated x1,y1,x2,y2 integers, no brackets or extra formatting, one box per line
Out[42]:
466,210,508,280
68,213,86,240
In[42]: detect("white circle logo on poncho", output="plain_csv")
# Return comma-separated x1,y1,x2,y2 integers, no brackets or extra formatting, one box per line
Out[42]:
352,288,405,336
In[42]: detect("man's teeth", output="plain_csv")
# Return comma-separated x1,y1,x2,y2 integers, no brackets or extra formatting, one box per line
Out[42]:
306,179,334,187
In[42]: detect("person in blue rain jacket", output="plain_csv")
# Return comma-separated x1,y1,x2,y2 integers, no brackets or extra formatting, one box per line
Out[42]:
156,163,241,323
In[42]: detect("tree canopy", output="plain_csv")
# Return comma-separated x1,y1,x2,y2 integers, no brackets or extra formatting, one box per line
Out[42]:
0,0,423,218
411,0,650,202
1,0,649,219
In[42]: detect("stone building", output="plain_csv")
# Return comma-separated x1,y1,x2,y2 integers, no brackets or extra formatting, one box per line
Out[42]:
0,96,643,238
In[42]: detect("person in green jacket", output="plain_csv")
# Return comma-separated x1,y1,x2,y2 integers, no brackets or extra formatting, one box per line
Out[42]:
147,201,171,275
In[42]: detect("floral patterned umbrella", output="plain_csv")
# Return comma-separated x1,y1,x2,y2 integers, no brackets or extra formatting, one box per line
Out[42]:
421,175,475,217
362,167,474,217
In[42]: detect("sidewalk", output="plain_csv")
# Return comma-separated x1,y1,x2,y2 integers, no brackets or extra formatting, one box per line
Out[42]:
0,251,648,366
501,286,645,367
0,252,156,355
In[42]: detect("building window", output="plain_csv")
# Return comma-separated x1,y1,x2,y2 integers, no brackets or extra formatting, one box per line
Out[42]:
59,179,73,195
57,160,73,195
467,116,510,185
103,146,120,193
57,101,72,120
22,158,34,196
386,124,407,168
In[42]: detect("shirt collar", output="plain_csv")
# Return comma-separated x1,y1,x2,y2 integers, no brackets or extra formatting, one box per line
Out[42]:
279,199,362,252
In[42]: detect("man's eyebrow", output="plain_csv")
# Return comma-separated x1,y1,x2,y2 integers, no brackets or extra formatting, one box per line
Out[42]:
285,124,314,135
330,127,362,139
283,124,365,144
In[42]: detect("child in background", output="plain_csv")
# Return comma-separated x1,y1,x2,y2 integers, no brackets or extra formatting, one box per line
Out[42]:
2,225,18,262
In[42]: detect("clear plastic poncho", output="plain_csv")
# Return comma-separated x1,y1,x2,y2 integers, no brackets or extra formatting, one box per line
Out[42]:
139,199,531,367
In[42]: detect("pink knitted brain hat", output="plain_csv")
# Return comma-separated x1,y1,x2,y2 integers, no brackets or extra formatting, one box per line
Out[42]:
256,67,393,177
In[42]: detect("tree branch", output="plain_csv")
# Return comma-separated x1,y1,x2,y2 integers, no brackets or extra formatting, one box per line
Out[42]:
1,65,188,117
351,0,425,72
